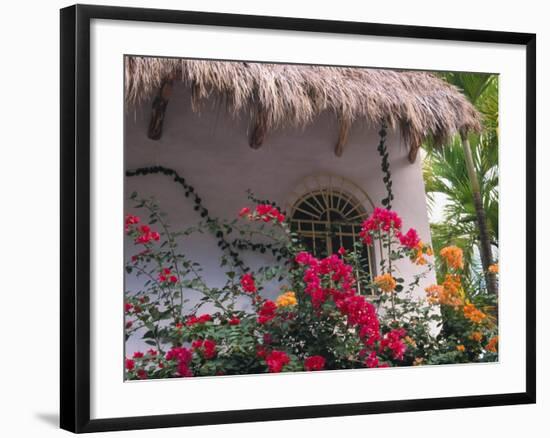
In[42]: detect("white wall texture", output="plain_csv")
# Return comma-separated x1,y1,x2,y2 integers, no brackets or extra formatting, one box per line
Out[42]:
1,0,546,437
124,83,437,353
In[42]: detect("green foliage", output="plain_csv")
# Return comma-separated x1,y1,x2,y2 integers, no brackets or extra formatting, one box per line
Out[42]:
423,73,499,286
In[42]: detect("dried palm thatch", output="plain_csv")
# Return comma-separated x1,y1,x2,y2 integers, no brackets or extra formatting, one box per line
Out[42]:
125,56,481,161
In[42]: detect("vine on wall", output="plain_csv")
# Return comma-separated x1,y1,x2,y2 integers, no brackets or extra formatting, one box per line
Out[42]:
377,124,394,209
126,166,290,272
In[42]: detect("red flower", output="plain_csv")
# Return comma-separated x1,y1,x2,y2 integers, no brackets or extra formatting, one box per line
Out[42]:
124,302,133,313
239,207,251,217
304,355,326,371
239,204,285,224
177,362,193,377
132,351,144,359
125,359,135,370
186,314,212,326
228,317,241,326
379,328,408,360
125,214,140,225
265,350,290,373
257,300,277,324
140,225,150,233
338,247,347,256
256,345,268,359
365,351,379,368
151,232,160,241
125,320,133,329
397,228,420,249
137,369,148,379
240,273,257,293
165,347,192,364
192,339,217,359
359,208,402,245
147,349,157,356
169,275,178,283
162,268,171,275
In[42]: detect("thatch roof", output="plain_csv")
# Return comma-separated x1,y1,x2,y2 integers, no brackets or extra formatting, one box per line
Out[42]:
125,57,481,161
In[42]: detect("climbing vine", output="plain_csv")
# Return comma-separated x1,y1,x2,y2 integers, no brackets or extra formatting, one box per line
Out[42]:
377,124,394,209
125,166,291,272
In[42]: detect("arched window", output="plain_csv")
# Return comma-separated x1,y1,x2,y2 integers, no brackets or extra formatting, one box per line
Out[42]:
289,186,375,282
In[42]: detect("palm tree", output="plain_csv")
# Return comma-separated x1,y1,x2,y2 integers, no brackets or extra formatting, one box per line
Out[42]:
424,73,498,294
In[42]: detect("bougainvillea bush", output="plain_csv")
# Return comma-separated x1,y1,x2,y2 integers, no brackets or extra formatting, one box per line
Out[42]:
124,194,498,380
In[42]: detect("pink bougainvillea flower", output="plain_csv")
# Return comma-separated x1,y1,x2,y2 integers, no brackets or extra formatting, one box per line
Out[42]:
359,208,402,245
124,302,133,313
304,355,326,371
165,347,192,364
240,273,257,293
125,359,135,371
397,227,420,249
379,328,408,360
186,314,212,326
265,350,290,373
238,207,251,217
136,369,148,379
169,275,178,283
239,204,285,223
257,300,277,324
132,351,144,359
228,317,241,326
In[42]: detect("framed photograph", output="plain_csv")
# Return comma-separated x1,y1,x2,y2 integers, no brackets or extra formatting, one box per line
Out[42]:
60,4,536,433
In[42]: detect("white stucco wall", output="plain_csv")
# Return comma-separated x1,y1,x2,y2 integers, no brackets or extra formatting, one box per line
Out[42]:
124,83,437,352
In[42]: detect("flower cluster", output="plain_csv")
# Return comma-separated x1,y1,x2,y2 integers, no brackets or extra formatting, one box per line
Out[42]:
240,273,257,293
304,355,326,371
257,300,277,324
295,251,387,355
463,303,486,324
359,208,402,245
425,274,463,308
186,313,212,326
125,214,140,231
379,328,407,360
276,291,297,308
440,246,464,270
265,350,290,373
159,267,178,283
412,241,433,266
192,339,217,359
486,336,498,352
374,273,397,293
239,204,285,224
296,252,356,308
398,228,420,249
165,347,193,377
136,225,160,244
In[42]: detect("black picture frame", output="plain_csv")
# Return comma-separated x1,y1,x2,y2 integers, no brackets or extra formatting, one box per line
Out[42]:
60,4,536,433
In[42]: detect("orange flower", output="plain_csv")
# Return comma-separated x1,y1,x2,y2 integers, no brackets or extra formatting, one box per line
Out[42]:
440,246,464,270
469,331,483,342
412,241,433,266
424,275,463,308
488,263,499,274
275,291,297,308
463,303,486,324
374,273,397,292
486,336,499,352
456,345,465,352
425,284,444,304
